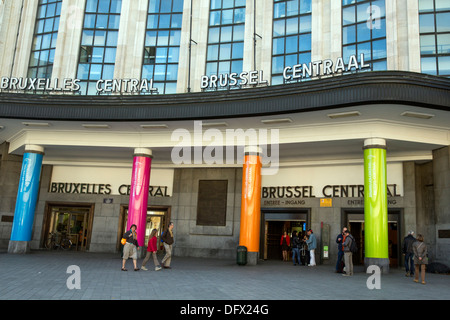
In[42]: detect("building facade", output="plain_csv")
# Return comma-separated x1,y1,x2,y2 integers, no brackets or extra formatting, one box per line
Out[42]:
0,0,449,270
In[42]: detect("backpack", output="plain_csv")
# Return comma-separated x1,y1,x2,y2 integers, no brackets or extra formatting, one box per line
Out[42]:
349,235,358,254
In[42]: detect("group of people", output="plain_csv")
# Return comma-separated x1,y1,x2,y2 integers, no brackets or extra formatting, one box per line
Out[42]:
281,229,317,266
121,222,175,272
335,227,428,283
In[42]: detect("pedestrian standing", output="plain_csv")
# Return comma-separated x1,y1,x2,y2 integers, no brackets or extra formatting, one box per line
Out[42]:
342,230,354,276
121,224,140,271
280,231,290,261
161,222,174,269
291,231,301,266
305,229,316,266
141,228,162,271
402,231,416,277
335,227,347,273
413,234,428,284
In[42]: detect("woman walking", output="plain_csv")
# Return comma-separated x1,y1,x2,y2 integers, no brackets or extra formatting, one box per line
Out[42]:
141,229,162,271
412,234,428,284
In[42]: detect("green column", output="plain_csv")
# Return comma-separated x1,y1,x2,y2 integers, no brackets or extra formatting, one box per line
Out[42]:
363,138,389,274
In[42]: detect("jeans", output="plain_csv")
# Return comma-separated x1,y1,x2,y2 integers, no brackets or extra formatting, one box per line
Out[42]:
405,253,415,274
292,248,301,265
335,250,344,271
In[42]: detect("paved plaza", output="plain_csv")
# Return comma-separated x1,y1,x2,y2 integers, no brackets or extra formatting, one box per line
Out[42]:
1,250,449,302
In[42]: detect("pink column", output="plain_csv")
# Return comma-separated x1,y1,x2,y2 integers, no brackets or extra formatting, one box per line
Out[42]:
127,148,152,247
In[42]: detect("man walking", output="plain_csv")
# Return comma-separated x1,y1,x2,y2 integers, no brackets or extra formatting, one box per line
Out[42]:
342,229,354,276
161,222,174,269
402,231,416,277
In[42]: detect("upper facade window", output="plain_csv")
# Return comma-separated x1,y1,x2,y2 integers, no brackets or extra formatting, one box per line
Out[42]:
28,0,62,79
142,0,184,94
419,0,450,77
271,0,312,85
342,0,386,72
205,0,246,90
77,0,122,95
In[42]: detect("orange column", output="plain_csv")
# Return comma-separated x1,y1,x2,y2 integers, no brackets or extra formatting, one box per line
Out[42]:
239,147,262,258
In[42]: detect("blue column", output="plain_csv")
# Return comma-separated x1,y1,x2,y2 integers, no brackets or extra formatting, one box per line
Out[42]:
9,145,44,253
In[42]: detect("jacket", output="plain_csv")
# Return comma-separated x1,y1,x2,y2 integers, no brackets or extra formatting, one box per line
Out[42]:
123,230,138,247
292,235,301,249
413,241,428,265
306,233,316,250
343,234,353,253
162,229,174,245
146,236,157,252
402,235,416,254
336,233,344,251
280,235,290,246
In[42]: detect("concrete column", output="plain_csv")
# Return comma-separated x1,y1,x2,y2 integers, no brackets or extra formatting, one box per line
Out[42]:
8,145,44,254
126,148,152,250
363,138,389,273
239,146,262,265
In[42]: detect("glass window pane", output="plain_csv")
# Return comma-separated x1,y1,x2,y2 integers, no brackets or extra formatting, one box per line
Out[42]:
421,57,437,75
436,13,450,32
419,14,435,33
94,30,106,46
208,27,220,43
234,8,245,24
210,11,221,26
343,6,355,25
273,37,285,55
145,31,157,46
372,17,386,39
300,0,312,14
286,0,299,16
166,64,178,80
102,64,114,78
206,62,218,76
89,64,102,80
233,25,245,41
274,2,286,18
44,18,54,32
108,14,120,29
372,59,387,71
299,33,311,51
110,0,122,13
169,30,181,45
165,82,177,94
86,0,98,13
356,2,370,23
156,47,168,63
154,64,166,80
232,42,243,59
142,64,154,79
221,9,233,24
219,43,231,60
147,14,158,29
211,0,221,10
171,14,183,28
173,0,184,12
357,22,370,42
168,47,180,62
77,64,90,79
160,0,172,12
436,0,450,11
92,47,104,63
285,53,298,67
272,56,285,74
96,14,108,28
372,38,387,60
286,17,299,35
343,44,356,62
231,60,243,74
299,15,311,33
220,26,232,42
343,25,356,44
218,61,230,74
299,52,311,64
207,44,219,60
419,0,434,12
42,34,51,48
285,35,298,53
273,19,285,37
157,30,169,45
98,0,111,14
357,41,371,61
84,14,96,28
437,34,450,54
438,56,450,75
420,34,436,54
104,47,116,63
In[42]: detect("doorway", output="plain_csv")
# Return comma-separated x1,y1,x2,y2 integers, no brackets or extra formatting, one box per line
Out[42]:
117,206,170,252
344,209,401,267
42,203,94,251
260,209,310,260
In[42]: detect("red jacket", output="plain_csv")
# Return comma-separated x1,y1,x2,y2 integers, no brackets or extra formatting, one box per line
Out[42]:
280,235,290,246
146,236,157,252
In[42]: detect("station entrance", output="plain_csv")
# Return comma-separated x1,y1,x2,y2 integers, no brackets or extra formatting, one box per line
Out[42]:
343,209,401,267
260,209,310,261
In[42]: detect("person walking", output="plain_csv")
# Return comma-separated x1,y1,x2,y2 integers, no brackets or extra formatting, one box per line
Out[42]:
121,224,140,271
413,234,428,284
291,231,301,266
305,229,316,266
141,229,162,271
402,231,416,277
335,227,347,273
342,230,354,276
161,222,174,269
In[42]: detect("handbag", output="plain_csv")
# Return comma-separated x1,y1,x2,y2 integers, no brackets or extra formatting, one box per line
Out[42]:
121,238,126,245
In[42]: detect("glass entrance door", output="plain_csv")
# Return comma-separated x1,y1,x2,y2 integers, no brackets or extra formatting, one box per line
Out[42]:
44,205,92,251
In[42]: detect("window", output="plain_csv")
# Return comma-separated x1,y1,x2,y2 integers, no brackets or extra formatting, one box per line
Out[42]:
196,180,228,226
419,0,450,77
76,0,122,95
271,0,312,85
28,0,62,80
342,0,387,72
142,0,184,94
205,0,246,90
